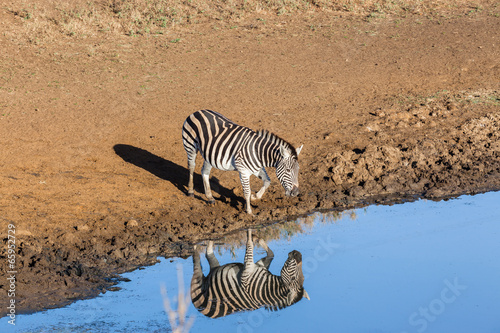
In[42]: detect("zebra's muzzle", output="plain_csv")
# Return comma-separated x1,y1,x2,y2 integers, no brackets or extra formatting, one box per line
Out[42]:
288,250,302,263
286,185,299,197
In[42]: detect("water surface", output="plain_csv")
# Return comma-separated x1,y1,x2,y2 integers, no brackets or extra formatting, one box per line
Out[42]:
5,192,500,333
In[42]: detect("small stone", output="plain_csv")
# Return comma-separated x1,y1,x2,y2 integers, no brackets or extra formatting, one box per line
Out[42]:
371,109,385,117
126,219,139,228
446,102,458,112
76,224,90,231
16,229,33,236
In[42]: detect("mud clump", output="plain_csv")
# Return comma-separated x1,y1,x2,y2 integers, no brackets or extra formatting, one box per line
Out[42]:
320,113,500,204
3,221,192,315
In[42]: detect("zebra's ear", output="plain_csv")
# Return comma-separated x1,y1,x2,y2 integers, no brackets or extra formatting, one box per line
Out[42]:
303,289,310,300
296,145,303,156
280,144,292,158
286,290,297,306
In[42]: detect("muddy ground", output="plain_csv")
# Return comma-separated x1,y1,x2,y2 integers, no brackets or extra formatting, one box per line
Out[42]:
1,4,499,316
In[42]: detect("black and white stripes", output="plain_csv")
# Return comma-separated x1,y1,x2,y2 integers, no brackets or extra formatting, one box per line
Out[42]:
182,109,303,214
190,229,309,318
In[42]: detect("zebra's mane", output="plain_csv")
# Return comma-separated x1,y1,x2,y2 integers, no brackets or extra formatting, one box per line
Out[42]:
256,129,297,158
263,287,306,312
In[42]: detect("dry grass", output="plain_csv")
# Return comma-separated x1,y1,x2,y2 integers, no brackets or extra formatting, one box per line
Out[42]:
160,265,195,333
3,0,497,42
204,209,356,259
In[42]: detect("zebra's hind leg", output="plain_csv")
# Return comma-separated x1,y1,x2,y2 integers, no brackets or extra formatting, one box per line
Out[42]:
201,161,215,205
186,148,197,197
241,229,256,290
251,168,271,201
206,241,220,270
191,245,205,308
192,245,203,277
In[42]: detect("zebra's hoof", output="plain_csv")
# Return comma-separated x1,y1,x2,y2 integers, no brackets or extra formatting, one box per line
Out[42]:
207,200,216,206
207,241,214,253
187,192,194,197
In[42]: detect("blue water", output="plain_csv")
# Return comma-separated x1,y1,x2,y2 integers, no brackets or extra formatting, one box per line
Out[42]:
3,192,500,333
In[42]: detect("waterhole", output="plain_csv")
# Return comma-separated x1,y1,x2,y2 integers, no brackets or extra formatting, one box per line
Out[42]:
6,191,500,333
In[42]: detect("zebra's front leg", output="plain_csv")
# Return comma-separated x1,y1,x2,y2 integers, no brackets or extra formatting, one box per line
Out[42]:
239,171,253,215
251,168,271,201
201,161,215,205
255,238,274,269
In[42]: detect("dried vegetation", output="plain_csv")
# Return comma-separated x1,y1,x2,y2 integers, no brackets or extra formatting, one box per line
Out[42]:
4,0,498,42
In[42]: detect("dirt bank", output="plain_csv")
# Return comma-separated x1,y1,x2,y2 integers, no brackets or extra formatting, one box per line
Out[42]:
1,3,499,316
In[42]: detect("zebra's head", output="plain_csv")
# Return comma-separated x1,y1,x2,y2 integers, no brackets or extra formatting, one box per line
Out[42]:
277,144,303,197
281,250,310,306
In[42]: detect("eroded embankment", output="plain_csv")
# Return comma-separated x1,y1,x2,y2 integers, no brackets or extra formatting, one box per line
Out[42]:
318,112,500,205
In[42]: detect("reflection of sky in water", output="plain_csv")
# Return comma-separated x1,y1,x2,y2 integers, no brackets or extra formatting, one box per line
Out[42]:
6,191,500,333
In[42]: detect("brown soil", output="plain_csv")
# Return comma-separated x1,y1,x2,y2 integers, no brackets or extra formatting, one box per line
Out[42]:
1,4,500,316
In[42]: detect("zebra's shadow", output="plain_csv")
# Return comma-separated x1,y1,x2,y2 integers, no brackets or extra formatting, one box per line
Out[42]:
113,144,240,207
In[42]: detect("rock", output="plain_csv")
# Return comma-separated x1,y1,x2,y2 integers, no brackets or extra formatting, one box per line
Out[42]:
76,224,90,231
125,219,139,228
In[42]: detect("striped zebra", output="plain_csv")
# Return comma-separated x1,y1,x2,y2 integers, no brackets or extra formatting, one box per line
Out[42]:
190,229,310,318
182,109,303,214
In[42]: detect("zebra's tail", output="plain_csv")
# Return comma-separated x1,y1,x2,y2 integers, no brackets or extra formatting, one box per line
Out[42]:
182,117,199,158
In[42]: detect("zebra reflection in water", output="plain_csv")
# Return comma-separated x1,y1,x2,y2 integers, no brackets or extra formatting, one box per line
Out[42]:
190,229,310,318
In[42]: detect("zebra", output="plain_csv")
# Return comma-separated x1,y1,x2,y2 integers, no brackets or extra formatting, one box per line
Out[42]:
190,229,310,318
182,109,303,214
